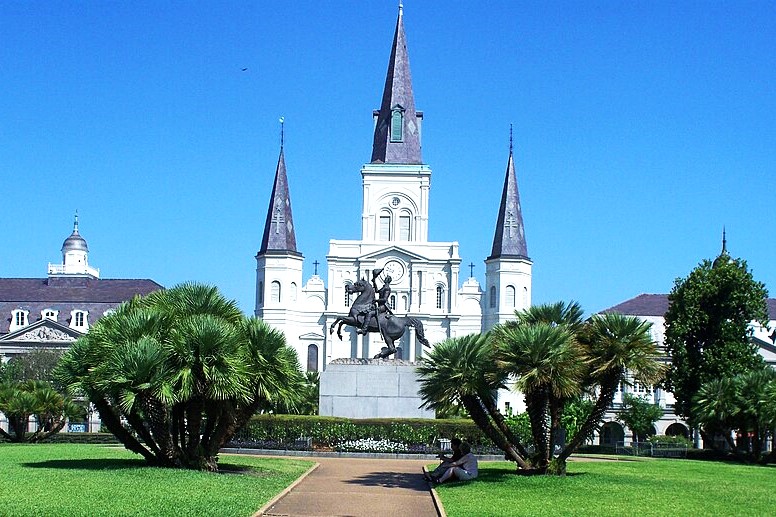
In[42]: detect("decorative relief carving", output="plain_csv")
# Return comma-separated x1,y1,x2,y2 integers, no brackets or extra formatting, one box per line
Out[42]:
15,326,77,342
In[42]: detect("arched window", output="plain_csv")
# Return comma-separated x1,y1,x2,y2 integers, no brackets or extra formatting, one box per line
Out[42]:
506,285,516,308
523,286,528,306
399,213,411,241
290,282,298,303
257,281,263,304
436,285,444,309
344,281,353,307
70,310,88,331
389,294,396,310
271,281,281,303
390,107,404,142
489,286,497,308
379,213,391,241
10,309,29,331
307,344,319,372
401,295,408,311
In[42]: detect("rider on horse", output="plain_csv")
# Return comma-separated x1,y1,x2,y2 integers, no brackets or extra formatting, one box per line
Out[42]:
357,269,393,335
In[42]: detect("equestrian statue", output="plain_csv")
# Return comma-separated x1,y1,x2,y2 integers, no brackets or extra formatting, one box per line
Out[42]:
329,268,431,359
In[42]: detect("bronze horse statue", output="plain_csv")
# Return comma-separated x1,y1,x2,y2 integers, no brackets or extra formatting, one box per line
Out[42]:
329,278,431,359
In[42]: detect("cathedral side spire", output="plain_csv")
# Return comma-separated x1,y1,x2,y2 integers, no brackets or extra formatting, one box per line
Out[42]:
259,130,299,256
489,130,528,260
370,4,422,164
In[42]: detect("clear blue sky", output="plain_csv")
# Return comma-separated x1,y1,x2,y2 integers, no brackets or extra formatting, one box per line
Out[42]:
2,1,775,316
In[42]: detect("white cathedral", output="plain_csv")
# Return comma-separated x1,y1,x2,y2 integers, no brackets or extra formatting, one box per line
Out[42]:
254,6,531,372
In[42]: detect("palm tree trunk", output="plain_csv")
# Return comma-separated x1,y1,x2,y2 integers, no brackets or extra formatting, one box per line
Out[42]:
559,372,620,462
525,389,549,468
462,394,530,470
480,394,530,458
92,397,156,463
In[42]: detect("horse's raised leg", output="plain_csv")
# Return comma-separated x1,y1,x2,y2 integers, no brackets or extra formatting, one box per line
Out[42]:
329,318,340,335
336,320,346,340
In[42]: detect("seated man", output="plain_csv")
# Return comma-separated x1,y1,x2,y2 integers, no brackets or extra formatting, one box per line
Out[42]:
436,442,478,484
428,438,463,481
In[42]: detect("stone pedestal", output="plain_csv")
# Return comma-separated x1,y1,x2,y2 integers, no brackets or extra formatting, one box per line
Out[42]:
319,358,435,419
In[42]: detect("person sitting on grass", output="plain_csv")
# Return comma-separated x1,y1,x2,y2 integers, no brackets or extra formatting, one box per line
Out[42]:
435,442,478,484
429,438,463,481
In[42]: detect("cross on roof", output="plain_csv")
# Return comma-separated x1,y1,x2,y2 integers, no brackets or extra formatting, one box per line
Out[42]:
469,262,475,278
272,205,285,234
313,260,320,275
505,210,518,238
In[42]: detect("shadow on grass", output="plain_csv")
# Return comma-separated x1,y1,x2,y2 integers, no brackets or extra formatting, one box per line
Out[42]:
22,458,147,471
344,471,428,492
437,468,586,489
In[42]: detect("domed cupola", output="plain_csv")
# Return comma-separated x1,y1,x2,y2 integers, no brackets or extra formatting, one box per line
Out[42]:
712,228,731,269
48,212,100,278
61,213,89,253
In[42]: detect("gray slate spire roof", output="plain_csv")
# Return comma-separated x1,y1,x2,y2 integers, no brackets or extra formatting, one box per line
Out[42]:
489,141,529,260
62,212,88,253
259,146,300,256
370,5,422,165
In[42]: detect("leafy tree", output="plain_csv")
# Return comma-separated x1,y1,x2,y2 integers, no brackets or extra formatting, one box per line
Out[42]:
0,349,64,384
664,254,769,423
54,283,305,471
0,380,82,442
616,393,663,442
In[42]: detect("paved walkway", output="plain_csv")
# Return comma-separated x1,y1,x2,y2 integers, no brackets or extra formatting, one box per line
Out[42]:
256,455,439,517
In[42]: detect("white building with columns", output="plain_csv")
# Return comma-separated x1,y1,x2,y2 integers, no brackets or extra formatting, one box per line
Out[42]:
254,6,531,372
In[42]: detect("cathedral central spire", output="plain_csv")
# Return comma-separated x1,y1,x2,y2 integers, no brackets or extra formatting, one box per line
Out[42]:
489,129,529,260
370,4,422,164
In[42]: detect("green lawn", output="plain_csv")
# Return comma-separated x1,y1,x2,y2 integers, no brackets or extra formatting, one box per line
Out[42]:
434,458,776,516
0,443,314,517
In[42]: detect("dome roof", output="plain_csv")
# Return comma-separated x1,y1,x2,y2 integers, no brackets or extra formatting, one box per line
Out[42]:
61,214,89,253
712,229,730,269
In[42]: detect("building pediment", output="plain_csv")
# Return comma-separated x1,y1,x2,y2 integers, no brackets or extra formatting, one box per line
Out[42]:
299,332,325,340
0,318,82,343
359,245,428,263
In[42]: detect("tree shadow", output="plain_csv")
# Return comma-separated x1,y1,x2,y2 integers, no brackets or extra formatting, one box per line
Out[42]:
22,458,147,471
437,468,586,488
343,471,428,492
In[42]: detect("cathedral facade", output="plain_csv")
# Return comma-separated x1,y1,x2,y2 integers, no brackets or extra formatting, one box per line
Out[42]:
254,7,531,372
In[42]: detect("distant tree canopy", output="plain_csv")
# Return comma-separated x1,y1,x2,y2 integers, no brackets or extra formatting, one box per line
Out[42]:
664,254,769,422
1,349,64,384
54,283,306,471
616,393,663,442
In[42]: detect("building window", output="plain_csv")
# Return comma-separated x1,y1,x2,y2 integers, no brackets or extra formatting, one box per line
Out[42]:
399,215,411,241
436,285,444,309
10,309,30,331
506,285,516,308
271,281,281,303
489,286,497,308
379,214,391,241
42,309,58,321
307,344,319,372
70,310,88,331
389,294,396,310
390,108,403,142
290,282,298,303
344,282,352,307
258,281,263,304
395,346,404,360
402,295,408,311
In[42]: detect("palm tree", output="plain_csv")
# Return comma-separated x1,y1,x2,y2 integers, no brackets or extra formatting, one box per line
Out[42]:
492,322,585,470
417,333,530,469
55,283,305,472
558,313,665,468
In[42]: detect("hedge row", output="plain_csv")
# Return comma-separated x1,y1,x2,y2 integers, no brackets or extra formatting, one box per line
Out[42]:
231,414,494,450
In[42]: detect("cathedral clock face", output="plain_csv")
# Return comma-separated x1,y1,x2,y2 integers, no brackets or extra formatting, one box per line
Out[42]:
383,260,405,282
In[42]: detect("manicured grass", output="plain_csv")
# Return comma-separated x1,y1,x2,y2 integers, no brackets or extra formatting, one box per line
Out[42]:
0,443,313,517
433,458,776,516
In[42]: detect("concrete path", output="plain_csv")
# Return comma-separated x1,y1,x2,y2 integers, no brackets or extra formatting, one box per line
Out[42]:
257,456,439,517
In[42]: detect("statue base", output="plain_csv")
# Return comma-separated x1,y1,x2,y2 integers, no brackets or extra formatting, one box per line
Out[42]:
319,358,435,419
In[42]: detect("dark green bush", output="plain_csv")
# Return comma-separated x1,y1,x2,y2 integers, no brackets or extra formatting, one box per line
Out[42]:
232,415,492,450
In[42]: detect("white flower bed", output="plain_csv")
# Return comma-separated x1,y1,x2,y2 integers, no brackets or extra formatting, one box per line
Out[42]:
335,438,409,453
